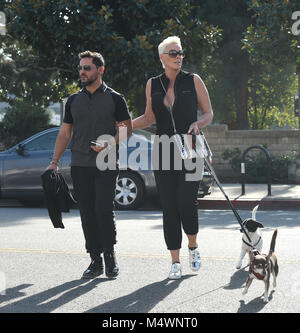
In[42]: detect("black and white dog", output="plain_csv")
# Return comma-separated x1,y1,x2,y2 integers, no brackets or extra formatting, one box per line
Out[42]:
236,205,264,269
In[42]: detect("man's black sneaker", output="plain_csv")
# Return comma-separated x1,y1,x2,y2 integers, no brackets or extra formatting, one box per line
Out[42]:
82,258,104,279
104,251,119,278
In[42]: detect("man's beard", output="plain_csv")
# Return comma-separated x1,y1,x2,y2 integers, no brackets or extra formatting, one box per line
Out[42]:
80,74,98,87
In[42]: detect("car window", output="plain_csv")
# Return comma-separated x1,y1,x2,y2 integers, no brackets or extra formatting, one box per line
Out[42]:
24,131,58,151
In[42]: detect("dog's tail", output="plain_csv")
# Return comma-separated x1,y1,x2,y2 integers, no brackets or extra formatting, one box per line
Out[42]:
267,229,278,259
252,205,259,220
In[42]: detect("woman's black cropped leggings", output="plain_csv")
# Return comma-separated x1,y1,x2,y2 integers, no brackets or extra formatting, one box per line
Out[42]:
154,169,200,250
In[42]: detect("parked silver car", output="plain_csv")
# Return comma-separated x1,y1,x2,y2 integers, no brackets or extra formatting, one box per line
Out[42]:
0,127,213,209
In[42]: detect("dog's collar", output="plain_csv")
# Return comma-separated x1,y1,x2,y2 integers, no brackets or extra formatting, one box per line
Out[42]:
250,261,266,280
242,236,261,248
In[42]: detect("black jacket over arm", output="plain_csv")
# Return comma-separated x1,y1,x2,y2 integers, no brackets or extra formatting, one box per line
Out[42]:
41,170,76,228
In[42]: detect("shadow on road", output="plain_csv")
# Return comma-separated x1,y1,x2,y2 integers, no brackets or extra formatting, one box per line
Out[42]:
0,275,194,313
237,290,275,313
0,278,109,313
85,275,194,313
224,266,249,290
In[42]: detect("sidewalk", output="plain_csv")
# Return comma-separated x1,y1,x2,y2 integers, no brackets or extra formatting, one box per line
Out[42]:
0,183,299,211
198,183,300,210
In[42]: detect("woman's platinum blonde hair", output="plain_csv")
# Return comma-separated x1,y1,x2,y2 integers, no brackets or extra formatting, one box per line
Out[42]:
158,36,182,55
158,36,182,68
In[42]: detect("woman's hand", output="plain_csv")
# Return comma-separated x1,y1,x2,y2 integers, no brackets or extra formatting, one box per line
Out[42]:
115,121,127,129
188,121,200,135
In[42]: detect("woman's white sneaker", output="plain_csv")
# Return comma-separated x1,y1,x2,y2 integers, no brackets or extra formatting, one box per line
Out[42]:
168,262,182,280
189,247,201,271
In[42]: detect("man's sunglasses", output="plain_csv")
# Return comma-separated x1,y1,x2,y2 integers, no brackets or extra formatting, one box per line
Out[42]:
77,65,93,71
163,50,185,58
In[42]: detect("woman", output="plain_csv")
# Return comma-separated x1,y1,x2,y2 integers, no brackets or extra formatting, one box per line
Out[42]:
132,36,213,279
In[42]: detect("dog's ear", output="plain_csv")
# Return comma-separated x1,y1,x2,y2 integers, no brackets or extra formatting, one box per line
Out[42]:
243,218,251,227
243,219,261,232
256,221,264,228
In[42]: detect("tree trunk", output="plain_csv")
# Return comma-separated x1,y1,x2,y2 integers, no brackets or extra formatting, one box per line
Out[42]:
235,55,250,129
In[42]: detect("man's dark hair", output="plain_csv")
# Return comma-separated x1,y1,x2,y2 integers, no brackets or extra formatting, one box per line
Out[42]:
78,51,105,67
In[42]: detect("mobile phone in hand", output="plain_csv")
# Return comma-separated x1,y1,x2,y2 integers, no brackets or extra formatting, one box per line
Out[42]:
90,140,106,147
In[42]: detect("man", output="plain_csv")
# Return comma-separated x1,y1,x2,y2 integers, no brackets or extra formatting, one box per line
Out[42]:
47,51,132,279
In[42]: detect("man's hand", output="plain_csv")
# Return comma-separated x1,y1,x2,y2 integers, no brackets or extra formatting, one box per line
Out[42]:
90,141,110,153
46,163,59,171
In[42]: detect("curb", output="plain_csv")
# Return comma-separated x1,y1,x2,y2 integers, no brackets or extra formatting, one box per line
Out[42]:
197,198,300,211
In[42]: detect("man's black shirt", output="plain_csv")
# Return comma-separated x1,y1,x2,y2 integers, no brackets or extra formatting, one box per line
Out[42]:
63,83,131,167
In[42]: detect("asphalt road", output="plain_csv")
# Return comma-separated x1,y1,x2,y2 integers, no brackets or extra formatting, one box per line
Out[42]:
0,203,300,318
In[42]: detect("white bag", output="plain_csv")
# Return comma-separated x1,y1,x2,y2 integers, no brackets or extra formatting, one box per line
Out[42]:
159,76,212,160
173,132,212,160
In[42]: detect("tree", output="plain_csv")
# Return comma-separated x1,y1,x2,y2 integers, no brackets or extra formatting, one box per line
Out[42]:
5,0,220,114
243,0,300,149
190,0,298,130
193,0,255,129
0,38,72,107
243,0,299,69
0,99,51,148
248,63,297,129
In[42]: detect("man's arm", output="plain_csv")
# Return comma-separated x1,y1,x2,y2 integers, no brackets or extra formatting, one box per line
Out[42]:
47,122,73,170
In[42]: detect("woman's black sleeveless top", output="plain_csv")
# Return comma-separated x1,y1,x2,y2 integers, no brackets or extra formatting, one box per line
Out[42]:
151,70,198,136
150,70,198,171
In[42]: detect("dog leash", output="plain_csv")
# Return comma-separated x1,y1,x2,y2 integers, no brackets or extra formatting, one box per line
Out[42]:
242,236,261,248
198,133,255,248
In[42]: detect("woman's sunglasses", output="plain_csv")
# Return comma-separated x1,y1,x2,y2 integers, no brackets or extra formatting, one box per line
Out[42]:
163,50,185,58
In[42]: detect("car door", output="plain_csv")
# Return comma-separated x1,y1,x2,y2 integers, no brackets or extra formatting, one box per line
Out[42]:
2,129,59,195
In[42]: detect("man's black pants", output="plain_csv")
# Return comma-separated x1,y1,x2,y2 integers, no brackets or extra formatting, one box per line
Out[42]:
71,166,119,258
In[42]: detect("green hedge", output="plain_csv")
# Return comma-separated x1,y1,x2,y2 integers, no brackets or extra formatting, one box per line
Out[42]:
222,147,296,183
0,99,52,149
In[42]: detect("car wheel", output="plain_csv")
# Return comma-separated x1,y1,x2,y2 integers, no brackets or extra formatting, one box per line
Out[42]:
114,171,145,210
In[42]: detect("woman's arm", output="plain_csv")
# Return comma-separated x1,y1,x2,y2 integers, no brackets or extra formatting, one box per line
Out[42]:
188,74,214,134
132,78,156,129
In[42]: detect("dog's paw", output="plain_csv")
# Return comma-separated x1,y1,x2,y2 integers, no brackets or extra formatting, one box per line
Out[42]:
242,289,248,295
236,264,242,270
263,297,269,303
